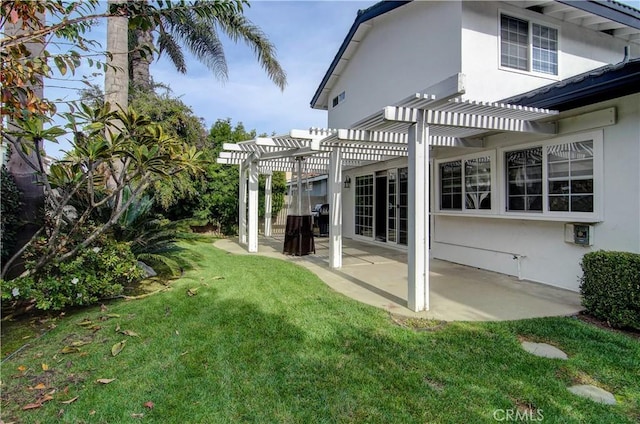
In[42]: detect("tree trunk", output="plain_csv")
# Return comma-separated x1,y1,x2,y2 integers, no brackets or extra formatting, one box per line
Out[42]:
105,0,129,192
105,0,129,111
4,11,46,277
130,29,154,90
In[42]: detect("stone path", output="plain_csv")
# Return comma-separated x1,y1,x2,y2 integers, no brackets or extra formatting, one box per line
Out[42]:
520,341,617,405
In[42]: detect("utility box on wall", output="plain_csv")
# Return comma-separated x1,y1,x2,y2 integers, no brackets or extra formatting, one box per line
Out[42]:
564,224,594,246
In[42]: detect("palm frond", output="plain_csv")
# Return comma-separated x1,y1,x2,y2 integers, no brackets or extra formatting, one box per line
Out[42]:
214,12,287,90
157,32,187,73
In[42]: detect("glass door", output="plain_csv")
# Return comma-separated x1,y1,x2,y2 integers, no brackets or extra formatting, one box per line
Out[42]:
398,167,408,246
387,170,397,243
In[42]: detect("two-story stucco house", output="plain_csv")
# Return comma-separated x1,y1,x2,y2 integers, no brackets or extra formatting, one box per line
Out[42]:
219,0,640,312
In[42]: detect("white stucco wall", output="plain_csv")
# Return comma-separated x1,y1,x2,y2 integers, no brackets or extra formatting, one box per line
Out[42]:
430,94,640,291
460,1,636,101
327,1,462,129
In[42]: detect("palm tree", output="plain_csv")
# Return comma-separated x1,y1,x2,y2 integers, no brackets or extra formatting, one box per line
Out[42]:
128,1,287,92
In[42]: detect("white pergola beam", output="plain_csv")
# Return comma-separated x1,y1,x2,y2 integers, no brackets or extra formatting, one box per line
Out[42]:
384,106,557,134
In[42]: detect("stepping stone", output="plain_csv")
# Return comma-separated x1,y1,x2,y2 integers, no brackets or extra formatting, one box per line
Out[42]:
521,341,568,359
568,385,617,405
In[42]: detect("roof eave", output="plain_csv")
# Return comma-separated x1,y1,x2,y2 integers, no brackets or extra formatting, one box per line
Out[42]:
309,1,412,110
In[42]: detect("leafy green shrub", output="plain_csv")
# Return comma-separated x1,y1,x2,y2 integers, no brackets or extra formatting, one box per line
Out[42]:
1,234,144,311
1,165,22,263
580,251,640,330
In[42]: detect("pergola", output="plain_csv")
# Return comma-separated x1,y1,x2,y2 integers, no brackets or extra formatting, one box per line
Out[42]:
216,74,559,312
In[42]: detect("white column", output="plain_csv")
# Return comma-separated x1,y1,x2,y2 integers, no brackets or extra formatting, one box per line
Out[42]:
238,163,247,246
248,158,259,253
407,111,430,312
329,148,343,269
264,173,272,237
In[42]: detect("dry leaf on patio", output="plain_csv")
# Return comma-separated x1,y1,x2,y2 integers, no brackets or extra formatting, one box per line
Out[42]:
61,396,78,404
96,378,116,384
111,340,126,357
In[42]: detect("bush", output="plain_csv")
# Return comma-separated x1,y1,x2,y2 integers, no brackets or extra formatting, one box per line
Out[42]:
1,165,22,263
580,251,640,330
1,234,144,311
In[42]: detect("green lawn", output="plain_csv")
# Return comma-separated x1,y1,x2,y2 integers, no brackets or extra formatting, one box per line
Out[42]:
1,241,639,423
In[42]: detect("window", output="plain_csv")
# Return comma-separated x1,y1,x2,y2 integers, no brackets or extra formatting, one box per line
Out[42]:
506,147,543,211
505,140,594,214
332,91,346,108
354,175,373,237
439,155,492,211
501,14,558,75
547,141,593,212
440,160,462,210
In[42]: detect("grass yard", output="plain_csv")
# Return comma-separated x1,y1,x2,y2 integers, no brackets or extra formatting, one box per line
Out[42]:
1,240,639,423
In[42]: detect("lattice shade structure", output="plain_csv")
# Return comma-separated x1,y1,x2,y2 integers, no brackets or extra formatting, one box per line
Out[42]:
218,73,559,312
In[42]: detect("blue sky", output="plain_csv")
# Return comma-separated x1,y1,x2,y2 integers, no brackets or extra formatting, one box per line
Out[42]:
46,1,370,157
45,0,639,158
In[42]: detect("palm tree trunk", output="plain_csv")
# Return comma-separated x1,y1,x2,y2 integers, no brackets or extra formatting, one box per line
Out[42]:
105,0,129,193
130,28,154,90
105,0,129,111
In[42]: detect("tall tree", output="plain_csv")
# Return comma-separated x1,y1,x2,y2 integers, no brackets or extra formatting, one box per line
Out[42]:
128,0,287,91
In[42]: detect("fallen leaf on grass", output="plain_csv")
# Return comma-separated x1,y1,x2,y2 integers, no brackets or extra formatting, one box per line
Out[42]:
186,288,198,296
90,410,96,415
78,320,93,327
61,346,80,354
111,340,126,356
22,402,42,410
115,323,121,332
96,378,116,384
70,340,91,347
61,396,78,404
30,383,46,390
144,401,154,409
120,330,140,337
131,413,144,418
17,365,26,372
101,304,107,312
41,363,49,371
212,276,224,280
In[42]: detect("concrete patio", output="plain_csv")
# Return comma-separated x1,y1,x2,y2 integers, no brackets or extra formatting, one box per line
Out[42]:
214,236,583,321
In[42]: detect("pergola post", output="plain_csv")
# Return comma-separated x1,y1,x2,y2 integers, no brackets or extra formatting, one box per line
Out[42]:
329,148,343,269
238,162,247,246
407,112,430,312
264,172,273,237
248,157,259,253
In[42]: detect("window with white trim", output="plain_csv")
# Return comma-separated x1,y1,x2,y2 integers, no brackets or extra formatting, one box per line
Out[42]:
439,155,492,211
500,14,558,75
505,140,594,214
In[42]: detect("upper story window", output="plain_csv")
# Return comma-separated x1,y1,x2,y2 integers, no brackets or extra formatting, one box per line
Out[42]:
500,14,558,75
332,91,346,108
